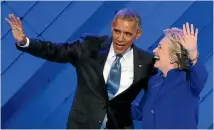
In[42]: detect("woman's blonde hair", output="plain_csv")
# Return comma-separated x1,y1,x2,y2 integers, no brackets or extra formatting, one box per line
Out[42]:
163,27,190,71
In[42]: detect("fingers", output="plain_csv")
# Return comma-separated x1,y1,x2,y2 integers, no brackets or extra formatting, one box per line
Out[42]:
195,28,198,39
9,14,16,25
10,14,19,26
184,22,198,36
186,22,190,35
17,17,22,27
183,24,187,35
7,14,20,26
190,24,194,35
5,14,23,30
5,18,13,26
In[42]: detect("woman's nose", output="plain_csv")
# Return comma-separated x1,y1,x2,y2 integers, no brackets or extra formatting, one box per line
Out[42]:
153,48,157,54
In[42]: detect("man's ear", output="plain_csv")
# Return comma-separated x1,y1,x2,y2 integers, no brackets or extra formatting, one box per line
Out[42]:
111,21,115,32
135,29,143,40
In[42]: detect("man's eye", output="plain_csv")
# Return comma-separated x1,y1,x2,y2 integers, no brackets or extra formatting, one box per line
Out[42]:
114,29,120,33
125,33,132,36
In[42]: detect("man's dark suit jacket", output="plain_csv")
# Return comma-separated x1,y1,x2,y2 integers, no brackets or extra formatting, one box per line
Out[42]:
16,34,154,129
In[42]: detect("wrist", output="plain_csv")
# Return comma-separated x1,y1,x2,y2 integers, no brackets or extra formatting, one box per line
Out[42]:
17,36,27,46
188,50,199,61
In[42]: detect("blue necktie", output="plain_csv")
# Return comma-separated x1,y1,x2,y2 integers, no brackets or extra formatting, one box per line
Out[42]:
100,54,122,129
106,54,122,100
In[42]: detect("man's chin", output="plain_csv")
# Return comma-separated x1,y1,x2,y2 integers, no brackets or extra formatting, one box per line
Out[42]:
114,49,125,55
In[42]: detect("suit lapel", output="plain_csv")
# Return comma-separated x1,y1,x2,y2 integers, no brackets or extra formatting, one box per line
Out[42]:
132,46,146,85
96,36,112,71
95,36,112,100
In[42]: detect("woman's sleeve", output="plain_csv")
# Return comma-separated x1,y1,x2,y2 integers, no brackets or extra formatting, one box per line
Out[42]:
188,58,208,96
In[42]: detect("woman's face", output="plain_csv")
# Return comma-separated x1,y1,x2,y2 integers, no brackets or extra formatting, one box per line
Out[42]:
153,37,172,70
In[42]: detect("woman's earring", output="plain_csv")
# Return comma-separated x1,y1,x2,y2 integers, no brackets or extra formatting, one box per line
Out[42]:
170,60,175,64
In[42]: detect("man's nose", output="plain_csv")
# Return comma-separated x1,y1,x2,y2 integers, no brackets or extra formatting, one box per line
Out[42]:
117,33,124,41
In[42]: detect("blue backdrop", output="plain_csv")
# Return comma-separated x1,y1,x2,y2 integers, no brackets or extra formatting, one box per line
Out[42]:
1,1,213,129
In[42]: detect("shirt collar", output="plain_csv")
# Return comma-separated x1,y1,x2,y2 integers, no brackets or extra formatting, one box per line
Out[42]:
109,42,133,60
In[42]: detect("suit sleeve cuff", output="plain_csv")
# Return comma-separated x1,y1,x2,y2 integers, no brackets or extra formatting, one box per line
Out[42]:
17,37,30,47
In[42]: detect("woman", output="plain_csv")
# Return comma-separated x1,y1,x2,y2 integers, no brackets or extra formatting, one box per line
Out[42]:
131,23,208,129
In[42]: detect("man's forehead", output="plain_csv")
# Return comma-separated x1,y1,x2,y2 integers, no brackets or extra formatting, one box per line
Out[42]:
114,23,137,32
114,26,134,32
115,18,137,26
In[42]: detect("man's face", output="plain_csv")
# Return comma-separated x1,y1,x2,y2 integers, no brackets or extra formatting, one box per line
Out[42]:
111,18,142,54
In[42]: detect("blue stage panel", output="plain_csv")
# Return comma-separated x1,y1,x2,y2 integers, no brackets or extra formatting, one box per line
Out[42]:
41,1,104,42
198,90,213,129
1,3,15,39
6,1,37,17
200,57,213,102
23,1,71,34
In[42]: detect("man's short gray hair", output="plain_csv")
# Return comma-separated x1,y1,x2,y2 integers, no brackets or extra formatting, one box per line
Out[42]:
114,8,142,30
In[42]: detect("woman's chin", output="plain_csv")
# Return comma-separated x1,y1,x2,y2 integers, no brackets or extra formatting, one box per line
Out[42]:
154,62,159,68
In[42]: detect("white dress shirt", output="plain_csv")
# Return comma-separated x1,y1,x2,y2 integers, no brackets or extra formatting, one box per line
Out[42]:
103,43,134,97
21,37,30,47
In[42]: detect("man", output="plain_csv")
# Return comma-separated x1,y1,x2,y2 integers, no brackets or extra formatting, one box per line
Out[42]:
5,8,154,129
